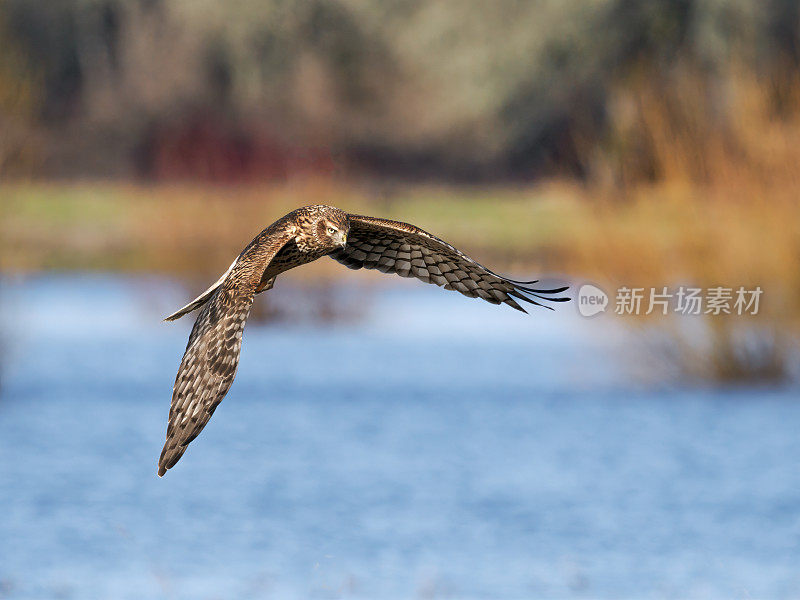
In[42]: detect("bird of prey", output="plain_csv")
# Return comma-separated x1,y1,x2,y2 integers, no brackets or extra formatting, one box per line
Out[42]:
158,205,568,476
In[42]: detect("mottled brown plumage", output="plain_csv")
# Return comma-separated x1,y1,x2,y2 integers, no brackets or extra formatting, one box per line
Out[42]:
158,205,568,476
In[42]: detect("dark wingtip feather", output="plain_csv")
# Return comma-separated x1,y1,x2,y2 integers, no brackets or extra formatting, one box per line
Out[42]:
494,270,571,307
508,290,556,310
530,285,570,294
506,282,570,310
514,284,570,295
507,299,528,313
501,294,528,313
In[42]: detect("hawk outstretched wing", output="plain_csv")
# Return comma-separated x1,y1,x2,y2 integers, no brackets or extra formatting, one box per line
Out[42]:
330,214,569,311
158,229,295,476
158,285,252,475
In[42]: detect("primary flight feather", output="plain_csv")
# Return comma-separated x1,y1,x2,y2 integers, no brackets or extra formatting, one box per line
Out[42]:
158,205,569,476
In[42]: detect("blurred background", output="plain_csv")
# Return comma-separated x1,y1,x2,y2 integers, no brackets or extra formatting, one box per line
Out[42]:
1,1,799,598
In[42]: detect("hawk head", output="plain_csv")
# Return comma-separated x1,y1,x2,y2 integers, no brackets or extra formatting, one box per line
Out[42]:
296,205,350,253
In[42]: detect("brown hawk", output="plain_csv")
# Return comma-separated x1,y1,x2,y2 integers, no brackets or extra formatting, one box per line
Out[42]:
158,205,569,476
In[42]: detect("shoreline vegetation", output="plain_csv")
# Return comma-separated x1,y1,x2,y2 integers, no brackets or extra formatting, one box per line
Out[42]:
0,180,580,276
2,177,798,385
2,178,798,295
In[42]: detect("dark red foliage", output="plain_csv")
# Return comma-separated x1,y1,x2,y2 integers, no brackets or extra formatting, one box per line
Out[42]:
138,113,336,182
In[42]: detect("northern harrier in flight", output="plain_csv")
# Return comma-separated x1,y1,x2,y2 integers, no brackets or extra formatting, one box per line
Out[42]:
158,205,568,476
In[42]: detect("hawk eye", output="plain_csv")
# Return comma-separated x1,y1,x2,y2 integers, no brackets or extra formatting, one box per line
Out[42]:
327,226,337,235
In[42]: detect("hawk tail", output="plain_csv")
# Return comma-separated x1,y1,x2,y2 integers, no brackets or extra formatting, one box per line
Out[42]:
164,258,238,321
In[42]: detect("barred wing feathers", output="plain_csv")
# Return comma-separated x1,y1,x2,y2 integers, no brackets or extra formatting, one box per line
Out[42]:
158,228,294,476
158,286,252,476
330,214,569,312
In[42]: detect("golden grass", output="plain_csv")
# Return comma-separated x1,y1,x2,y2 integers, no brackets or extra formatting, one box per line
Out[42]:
1,176,798,383
2,177,797,313
0,179,580,277
586,65,800,382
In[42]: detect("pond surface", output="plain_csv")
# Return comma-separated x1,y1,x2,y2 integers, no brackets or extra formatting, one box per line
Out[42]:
0,274,798,599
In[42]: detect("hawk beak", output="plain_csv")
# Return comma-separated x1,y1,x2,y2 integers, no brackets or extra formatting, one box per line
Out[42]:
341,233,347,246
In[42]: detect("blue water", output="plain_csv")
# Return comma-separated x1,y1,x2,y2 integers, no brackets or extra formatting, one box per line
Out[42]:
0,274,798,599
